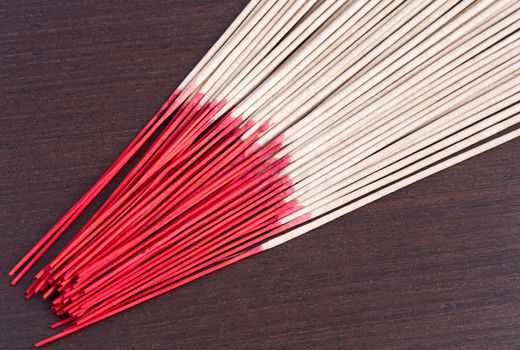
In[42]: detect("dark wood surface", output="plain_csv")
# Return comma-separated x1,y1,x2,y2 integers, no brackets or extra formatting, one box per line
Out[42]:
2,1,520,349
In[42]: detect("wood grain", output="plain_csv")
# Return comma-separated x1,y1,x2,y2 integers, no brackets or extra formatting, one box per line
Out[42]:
1,1,520,349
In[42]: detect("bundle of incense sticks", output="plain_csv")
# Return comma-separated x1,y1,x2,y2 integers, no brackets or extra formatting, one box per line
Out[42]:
9,0,520,346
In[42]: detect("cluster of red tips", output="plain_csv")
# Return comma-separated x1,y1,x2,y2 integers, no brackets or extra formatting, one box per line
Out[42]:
10,85,305,347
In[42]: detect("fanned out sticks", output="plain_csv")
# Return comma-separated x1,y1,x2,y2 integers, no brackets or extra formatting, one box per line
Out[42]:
8,0,520,347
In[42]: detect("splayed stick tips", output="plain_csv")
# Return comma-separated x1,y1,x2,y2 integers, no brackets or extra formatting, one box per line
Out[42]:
9,0,520,347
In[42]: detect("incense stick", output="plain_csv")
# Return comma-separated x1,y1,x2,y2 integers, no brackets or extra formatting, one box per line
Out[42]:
8,0,520,346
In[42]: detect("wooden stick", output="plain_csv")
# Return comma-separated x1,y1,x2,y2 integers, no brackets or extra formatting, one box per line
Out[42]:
261,122,520,250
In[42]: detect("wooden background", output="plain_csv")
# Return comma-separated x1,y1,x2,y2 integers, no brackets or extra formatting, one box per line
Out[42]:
1,1,520,349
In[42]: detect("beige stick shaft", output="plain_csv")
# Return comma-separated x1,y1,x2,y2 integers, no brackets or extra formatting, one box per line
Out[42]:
255,0,500,144
293,95,520,213
261,124,520,251
281,2,519,150
287,43,520,184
